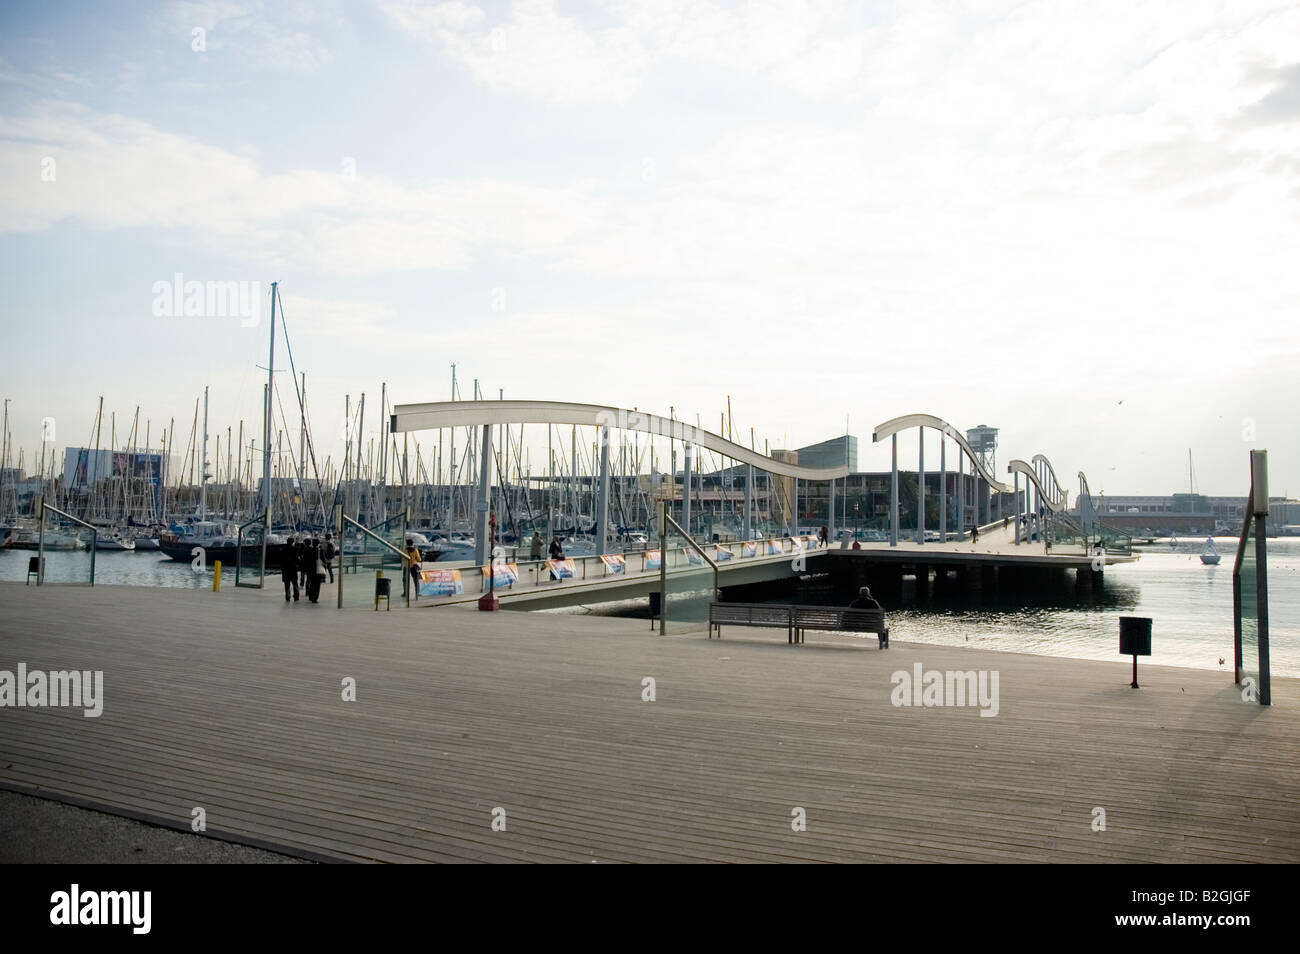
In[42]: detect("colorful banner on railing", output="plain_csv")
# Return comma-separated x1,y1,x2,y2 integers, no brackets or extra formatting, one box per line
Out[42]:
766,539,783,555
418,568,463,596
480,562,519,587
547,558,576,579
742,541,757,558
645,549,662,570
683,547,704,566
715,545,733,561
600,554,626,575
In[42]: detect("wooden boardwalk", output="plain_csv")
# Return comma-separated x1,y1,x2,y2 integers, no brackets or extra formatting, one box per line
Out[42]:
0,581,1295,863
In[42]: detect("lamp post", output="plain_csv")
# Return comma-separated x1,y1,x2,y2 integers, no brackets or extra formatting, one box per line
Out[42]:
478,512,499,611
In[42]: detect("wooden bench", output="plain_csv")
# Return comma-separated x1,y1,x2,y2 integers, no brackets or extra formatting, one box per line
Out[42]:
791,605,889,648
708,603,794,643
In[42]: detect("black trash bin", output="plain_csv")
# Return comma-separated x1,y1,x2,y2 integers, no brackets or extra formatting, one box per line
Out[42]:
1119,616,1152,687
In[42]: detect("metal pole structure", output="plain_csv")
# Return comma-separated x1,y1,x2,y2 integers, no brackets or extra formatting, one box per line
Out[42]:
743,464,753,541
957,450,964,536
827,478,835,544
596,425,610,556
298,372,306,489
474,424,492,566
939,437,946,542
355,393,365,523
917,426,925,544
37,495,45,584
682,442,692,538
890,434,899,547
792,478,799,537
378,381,387,523
200,385,209,522
546,424,553,544
263,284,276,528
1014,471,1021,545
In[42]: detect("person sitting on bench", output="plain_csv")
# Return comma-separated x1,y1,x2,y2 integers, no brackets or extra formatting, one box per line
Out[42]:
848,586,881,611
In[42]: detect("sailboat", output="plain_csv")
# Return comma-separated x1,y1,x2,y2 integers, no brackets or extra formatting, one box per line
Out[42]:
1200,537,1221,565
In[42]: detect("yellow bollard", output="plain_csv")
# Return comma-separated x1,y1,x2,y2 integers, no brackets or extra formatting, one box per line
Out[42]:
213,560,222,592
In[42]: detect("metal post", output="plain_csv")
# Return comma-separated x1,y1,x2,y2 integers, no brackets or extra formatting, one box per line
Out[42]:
957,451,963,535
827,478,835,544
335,503,343,608
37,497,46,585
263,284,276,530
474,424,492,566
743,464,753,541
1256,513,1271,705
1014,472,1020,545
682,442,692,539
890,434,899,547
596,426,610,556
939,437,946,542
792,478,799,537
917,426,925,544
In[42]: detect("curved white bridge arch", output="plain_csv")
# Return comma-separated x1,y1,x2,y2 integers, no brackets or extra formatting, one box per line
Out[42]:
392,401,849,480
391,400,849,561
1031,454,1069,508
871,413,1014,547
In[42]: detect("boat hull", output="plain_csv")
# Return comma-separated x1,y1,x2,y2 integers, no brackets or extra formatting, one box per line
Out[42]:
157,539,292,569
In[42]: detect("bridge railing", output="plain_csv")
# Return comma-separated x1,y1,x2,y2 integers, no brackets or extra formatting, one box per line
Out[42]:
466,534,824,593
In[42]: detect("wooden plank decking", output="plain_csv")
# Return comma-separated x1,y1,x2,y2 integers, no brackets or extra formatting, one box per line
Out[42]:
0,582,1295,862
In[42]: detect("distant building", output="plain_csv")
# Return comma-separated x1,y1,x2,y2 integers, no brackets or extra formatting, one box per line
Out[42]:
63,447,166,488
792,435,857,472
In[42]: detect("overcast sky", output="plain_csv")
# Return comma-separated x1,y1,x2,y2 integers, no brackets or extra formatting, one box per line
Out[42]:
2,0,1297,496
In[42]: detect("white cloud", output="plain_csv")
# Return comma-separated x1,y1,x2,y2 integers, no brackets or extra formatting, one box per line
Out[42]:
166,0,336,71
0,102,604,276
378,0,651,105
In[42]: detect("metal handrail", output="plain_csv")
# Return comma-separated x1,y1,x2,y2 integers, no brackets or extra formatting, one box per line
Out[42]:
235,510,268,588
38,499,97,585
657,502,718,633
341,513,412,608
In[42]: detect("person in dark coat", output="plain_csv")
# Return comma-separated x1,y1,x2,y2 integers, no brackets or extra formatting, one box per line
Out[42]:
322,532,336,582
548,536,564,560
298,536,312,590
305,537,322,603
281,536,300,602
849,586,882,611
530,532,543,561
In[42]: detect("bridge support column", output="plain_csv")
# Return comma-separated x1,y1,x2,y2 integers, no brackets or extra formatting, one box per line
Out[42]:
1014,472,1021,545
957,452,964,535
743,465,753,541
917,426,925,544
981,563,998,597
474,423,492,566
827,478,835,545
915,564,930,602
792,478,799,536
682,442,692,538
939,438,946,542
890,434,899,547
596,425,610,556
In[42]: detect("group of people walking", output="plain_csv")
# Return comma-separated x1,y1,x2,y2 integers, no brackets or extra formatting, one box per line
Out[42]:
527,532,567,562
280,533,336,604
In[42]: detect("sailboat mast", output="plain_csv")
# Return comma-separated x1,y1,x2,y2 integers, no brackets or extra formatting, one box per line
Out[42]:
90,396,103,521
200,386,209,521
263,281,277,526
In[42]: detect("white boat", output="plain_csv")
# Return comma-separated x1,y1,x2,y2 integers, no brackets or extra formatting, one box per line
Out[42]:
1200,537,1221,565
94,531,136,551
